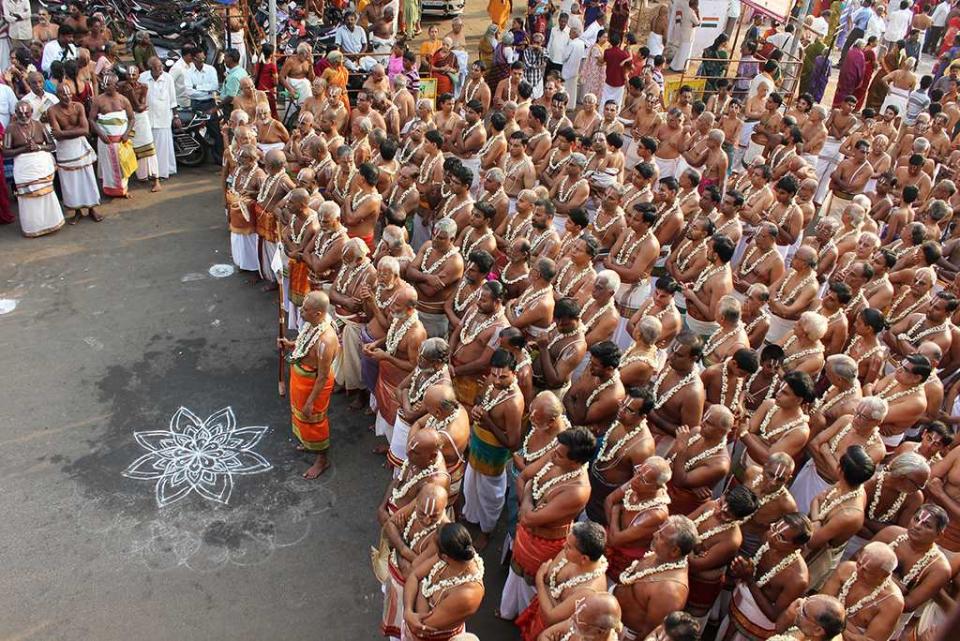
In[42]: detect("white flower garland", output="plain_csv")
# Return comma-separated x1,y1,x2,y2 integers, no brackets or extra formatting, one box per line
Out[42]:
867,467,908,524
392,452,445,504
838,570,892,616
458,308,505,346
653,370,698,410
890,533,945,587
622,487,671,512
817,486,865,520
420,556,485,599
752,543,802,587
620,552,688,585
532,461,586,503
386,312,419,355
547,556,609,599
288,320,328,362
421,245,459,275
596,420,648,464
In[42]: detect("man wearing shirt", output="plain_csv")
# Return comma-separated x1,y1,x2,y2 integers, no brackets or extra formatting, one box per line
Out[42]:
219,49,248,115
601,33,631,107
547,12,571,75
40,24,76,75
884,1,913,46
184,50,222,162
0,82,16,127
841,0,876,63
140,56,179,180
334,11,368,71
582,12,605,47
169,45,196,109
562,25,588,106
928,0,952,54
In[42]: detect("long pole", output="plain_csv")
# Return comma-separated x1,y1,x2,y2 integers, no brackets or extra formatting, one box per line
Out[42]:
268,0,277,49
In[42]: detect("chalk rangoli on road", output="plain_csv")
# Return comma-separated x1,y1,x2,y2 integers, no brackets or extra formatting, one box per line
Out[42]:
122,406,272,507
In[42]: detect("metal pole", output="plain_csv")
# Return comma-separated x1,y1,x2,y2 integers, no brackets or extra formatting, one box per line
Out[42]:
268,0,277,49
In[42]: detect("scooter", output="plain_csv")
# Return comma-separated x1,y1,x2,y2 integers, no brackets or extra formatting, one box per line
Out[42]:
173,108,211,167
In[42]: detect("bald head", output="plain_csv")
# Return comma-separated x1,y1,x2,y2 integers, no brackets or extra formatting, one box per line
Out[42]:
303,290,330,316
265,149,286,170
577,592,622,634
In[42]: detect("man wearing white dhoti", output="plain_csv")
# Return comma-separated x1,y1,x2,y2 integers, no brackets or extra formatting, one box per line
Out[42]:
90,73,134,198
3,101,64,237
669,0,701,73
120,65,161,192
139,57,179,181
47,83,100,222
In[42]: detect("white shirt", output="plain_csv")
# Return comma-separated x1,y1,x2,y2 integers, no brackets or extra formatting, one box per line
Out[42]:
139,70,178,128
568,14,584,33
40,39,77,75
582,21,602,47
885,8,913,41
3,0,31,41
933,1,951,27
562,37,588,80
0,83,17,127
547,25,571,64
183,63,219,101
334,24,367,54
728,0,741,19
23,91,58,121
767,31,794,52
865,13,886,40
169,58,191,108
809,16,829,37
747,74,774,101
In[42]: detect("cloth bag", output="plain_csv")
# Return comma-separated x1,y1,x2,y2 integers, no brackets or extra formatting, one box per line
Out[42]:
118,140,137,178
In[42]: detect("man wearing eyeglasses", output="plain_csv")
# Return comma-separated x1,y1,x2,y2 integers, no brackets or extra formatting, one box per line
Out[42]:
865,353,932,451
772,594,846,641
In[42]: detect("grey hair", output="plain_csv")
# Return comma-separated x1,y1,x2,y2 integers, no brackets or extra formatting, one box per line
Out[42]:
913,137,931,153
827,354,858,382
811,105,828,119
637,316,662,345
608,183,626,198
377,255,400,274
582,93,598,105
746,282,769,300
296,42,311,55
717,295,741,324
434,217,458,237
861,541,898,573
232,109,251,124
318,201,340,219
568,152,588,167
800,311,828,340
888,451,931,479
420,337,450,363
485,167,505,183
358,117,373,134
857,396,888,421
382,224,406,247
393,74,408,89
844,204,865,225
665,515,700,553
707,129,725,144
343,237,369,257
645,456,673,485
596,269,621,292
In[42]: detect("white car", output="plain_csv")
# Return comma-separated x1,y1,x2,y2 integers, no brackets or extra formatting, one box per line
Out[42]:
420,0,464,17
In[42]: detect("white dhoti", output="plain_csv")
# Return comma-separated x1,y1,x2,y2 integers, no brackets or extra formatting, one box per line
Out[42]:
807,542,846,591
0,38,9,73
499,567,537,619
462,464,507,533
670,39,695,72
461,155,481,191
553,213,568,236
613,280,652,348
152,127,176,178
685,315,720,339
13,151,64,237
743,139,764,167
259,239,279,283
563,75,580,107
453,49,469,97
55,136,100,210
789,459,832,515
882,431,905,451
654,155,682,179
815,138,842,204
96,110,131,197
766,313,796,344
335,318,365,391
646,32,665,56
388,415,412,474
257,141,285,155
718,582,777,641
132,110,159,180
231,233,260,271
288,77,312,105
600,83,625,109
881,87,910,116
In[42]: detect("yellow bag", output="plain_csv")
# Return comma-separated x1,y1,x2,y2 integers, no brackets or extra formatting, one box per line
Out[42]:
118,140,137,178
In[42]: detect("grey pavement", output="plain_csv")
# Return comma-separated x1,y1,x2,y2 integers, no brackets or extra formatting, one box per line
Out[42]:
0,168,514,641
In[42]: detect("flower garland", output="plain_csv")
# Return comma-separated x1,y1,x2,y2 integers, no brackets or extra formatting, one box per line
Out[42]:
615,229,652,265
757,405,808,442
867,467,908,524
547,557,609,599
720,361,744,411
555,261,594,297
817,486,865,520
890,533,945,587
421,245,459,275
586,372,620,409
683,435,728,472
392,452,445,504
459,308,505,346
838,570,893,616
532,462,586,502
622,487,671,512
596,420,648,464
752,543,802,587
420,556,485,599
653,370,698,410
513,285,552,316
288,320,328,362
703,325,743,360
620,552,688,585
386,311,419,355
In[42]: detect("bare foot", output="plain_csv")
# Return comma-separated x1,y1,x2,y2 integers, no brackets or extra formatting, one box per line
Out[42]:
261,282,278,292
363,406,375,416
348,396,366,410
294,444,307,452
474,532,490,551
67,212,80,225
90,209,103,222
372,443,389,455
151,181,161,192
303,454,330,479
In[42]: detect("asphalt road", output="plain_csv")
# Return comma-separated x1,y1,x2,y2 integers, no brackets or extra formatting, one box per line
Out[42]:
0,165,514,640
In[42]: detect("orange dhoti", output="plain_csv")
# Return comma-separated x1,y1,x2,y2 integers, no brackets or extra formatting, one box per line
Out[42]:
512,523,566,579
453,374,482,409
290,362,334,451
668,482,711,517
227,193,260,272
288,258,310,307
516,597,549,641
938,520,960,552
375,359,407,437
400,621,465,641
687,571,724,616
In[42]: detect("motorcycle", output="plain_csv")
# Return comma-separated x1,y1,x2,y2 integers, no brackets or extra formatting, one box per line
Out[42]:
173,108,212,167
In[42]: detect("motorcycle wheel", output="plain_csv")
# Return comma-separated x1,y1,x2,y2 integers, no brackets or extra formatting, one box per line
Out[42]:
177,139,208,167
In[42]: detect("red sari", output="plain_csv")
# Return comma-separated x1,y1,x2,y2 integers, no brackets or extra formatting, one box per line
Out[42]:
0,123,12,224
431,49,458,96
941,17,960,56
853,48,876,109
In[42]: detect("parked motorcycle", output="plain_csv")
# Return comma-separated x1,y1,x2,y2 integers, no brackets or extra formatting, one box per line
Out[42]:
173,108,212,167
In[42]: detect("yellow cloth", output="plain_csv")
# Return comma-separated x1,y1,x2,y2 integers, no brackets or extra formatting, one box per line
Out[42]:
488,0,512,29
419,39,442,61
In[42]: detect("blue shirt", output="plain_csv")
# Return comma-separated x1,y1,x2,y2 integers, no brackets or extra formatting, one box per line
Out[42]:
220,65,248,99
853,7,874,31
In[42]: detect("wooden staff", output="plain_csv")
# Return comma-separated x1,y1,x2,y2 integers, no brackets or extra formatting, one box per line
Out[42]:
278,265,287,398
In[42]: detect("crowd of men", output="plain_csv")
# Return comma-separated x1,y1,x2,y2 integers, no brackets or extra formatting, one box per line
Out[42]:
13,0,958,639
230,0,960,632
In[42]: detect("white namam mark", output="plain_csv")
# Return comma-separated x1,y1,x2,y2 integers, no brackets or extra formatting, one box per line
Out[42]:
122,406,272,508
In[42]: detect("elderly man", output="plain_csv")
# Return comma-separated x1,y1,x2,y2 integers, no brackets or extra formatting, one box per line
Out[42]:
90,73,134,199
603,456,671,580
330,238,377,409
648,331,707,456
225,144,263,272
119,65,161,192
407,218,465,339
539,592,623,641
256,150,295,287
278,291,340,478
613,515,699,640
821,542,904,641
47,82,99,223
667,405,735,516
139,56,178,180
766,245,819,344
3,100,63,236
772,595,847,641
279,43,315,105
809,355,864,436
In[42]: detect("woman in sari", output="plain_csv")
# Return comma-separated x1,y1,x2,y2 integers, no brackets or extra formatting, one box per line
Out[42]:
580,29,608,103
939,16,960,56
486,32,515,94
488,0,511,30
853,39,877,109
698,34,730,94
430,38,459,96
865,42,904,111
478,24,499,69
